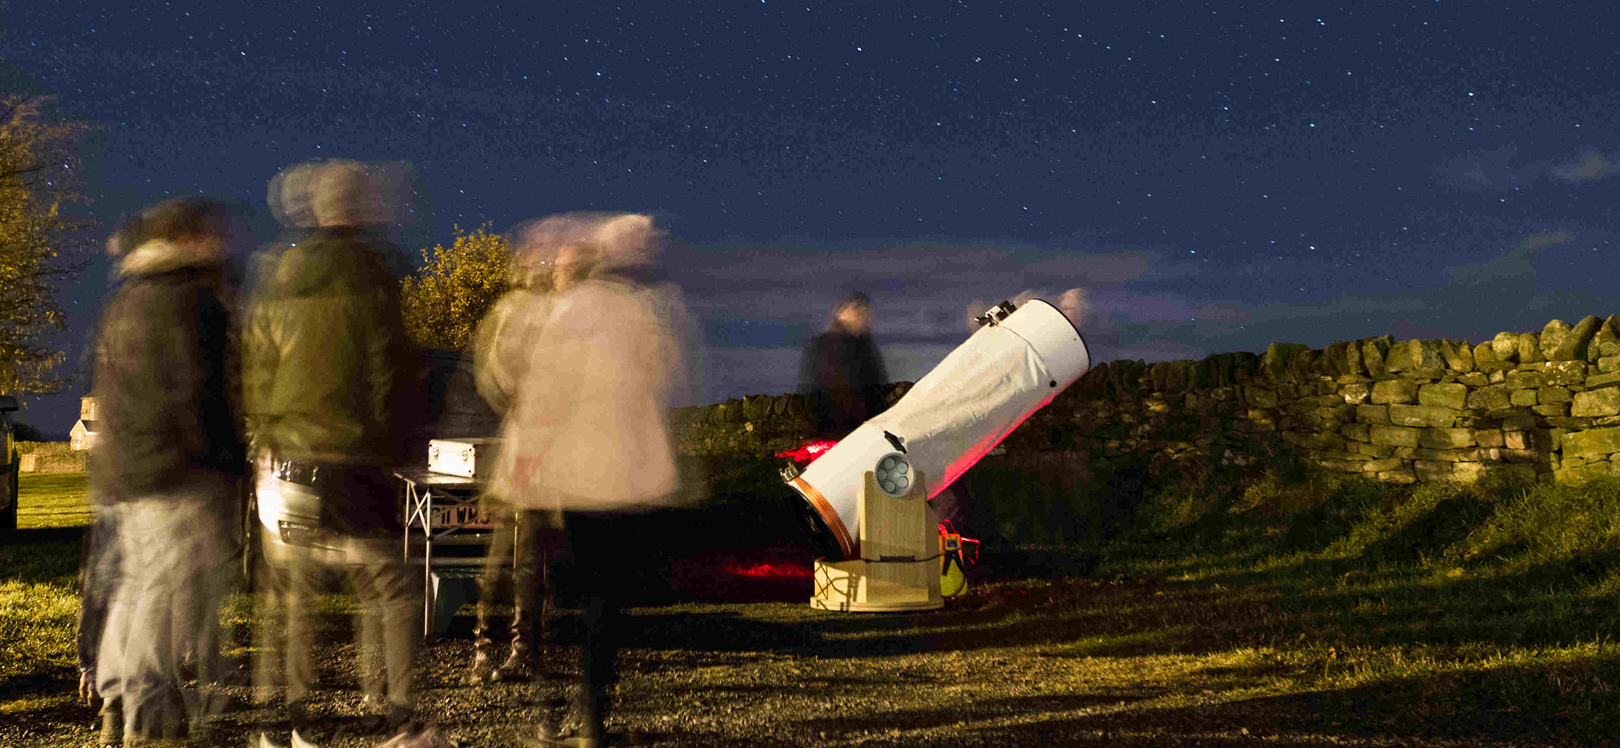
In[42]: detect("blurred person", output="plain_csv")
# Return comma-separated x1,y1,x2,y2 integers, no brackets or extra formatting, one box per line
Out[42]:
799,292,890,438
462,218,574,685
491,212,696,747
244,160,432,748
472,219,564,415
90,198,247,746
76,485,117,717
79,241,128,741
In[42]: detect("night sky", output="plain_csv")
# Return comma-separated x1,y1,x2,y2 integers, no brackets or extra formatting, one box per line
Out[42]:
4,1,1619,435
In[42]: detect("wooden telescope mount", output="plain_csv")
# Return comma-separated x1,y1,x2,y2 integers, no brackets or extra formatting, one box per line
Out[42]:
810,469,944,612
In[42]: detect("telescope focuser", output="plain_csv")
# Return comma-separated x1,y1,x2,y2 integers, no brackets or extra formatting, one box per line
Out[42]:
974,300,1016,327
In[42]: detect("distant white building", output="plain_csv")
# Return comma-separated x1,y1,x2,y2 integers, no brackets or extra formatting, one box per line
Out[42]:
70,396,98,451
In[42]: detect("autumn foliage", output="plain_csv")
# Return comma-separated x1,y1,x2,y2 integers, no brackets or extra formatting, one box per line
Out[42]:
399,224,511,350
0,95,90,395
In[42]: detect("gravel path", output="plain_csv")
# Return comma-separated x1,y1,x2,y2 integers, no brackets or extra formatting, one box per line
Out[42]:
6,589,1585,748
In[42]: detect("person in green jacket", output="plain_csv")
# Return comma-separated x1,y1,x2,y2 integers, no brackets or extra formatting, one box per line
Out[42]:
245,159,432,748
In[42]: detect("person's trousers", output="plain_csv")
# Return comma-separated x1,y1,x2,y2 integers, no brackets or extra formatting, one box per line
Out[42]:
351,557,418,710
98,495,234,739
476,501,560,638
81,508,121,699
258,538,419,713
479,505,546,605
555,511,652,725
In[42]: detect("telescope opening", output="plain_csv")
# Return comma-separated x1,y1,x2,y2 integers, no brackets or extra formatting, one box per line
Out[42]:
782,492,843,559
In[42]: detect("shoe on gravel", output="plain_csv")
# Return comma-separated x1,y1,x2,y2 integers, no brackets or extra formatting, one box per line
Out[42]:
465,637,497,686
492,654,535,682
256,728,320,748
97,703,122,748
375,722,457,748
534,720,609,748
185,717,218,746
532,735,614,748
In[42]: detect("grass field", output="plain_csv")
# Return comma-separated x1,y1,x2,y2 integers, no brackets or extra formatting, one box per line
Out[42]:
1089,466,1620,742
1,472,94,739
4,466,1620,745
13,472,92,529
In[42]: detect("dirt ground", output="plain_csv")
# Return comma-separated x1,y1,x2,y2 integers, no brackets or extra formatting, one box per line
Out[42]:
6,553,1584,748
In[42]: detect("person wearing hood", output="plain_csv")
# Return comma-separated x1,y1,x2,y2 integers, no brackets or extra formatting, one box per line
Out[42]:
244,160,431,748
90,198,246,746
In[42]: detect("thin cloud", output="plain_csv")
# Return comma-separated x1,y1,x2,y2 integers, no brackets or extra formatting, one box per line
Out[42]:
1436,146,1617,191
668,238,1159,286
1247,295,1430,323
1018,251,1156,283
1091,337,1211,365
665,236,1186,344
1446,229,1575,285
1554,149,1613,182
1434,146,1544,192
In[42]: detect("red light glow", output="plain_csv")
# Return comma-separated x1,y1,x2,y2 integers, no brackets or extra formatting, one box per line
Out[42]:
775,439,839,465
722,562,814,579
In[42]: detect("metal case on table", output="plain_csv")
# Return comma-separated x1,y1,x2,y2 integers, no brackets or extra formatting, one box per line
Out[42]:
427,437,500,482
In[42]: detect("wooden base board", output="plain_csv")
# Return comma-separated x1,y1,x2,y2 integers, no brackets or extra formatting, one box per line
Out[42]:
810,558,944,612
809,595,944,613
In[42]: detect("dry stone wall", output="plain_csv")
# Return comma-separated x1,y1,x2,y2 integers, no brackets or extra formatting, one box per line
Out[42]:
673,314,1620,486
17,442,89,474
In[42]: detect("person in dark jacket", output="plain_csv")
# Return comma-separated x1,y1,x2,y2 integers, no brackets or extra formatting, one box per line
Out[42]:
799,292,890,438
245,160,430,748
90,198,246,746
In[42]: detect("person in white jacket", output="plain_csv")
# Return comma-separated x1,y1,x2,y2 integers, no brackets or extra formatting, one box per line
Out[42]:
489,212,695,747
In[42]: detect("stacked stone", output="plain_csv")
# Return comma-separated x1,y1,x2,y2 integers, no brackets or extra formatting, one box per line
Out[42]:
18,450,88,474
1120,315,1620,485
671,383,914,456
1052,354,1265,467
958,313,1620,486
668,315,1620,486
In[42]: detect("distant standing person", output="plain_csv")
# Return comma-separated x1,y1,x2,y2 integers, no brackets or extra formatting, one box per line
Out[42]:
800,292,890,438
90,198,246,746
463,218,571,685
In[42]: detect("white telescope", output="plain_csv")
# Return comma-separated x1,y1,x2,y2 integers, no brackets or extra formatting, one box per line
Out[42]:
785,298,1090,562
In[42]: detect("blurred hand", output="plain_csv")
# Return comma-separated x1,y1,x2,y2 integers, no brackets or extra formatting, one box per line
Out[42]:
78,668,98,706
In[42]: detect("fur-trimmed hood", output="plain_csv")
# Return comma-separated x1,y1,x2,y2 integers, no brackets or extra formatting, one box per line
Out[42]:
118,238,225,278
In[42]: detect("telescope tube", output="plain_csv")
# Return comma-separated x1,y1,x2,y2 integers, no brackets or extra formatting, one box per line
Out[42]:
787,298,1090,560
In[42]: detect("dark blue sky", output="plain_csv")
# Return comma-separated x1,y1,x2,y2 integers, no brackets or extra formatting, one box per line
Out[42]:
4,1,1619,435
